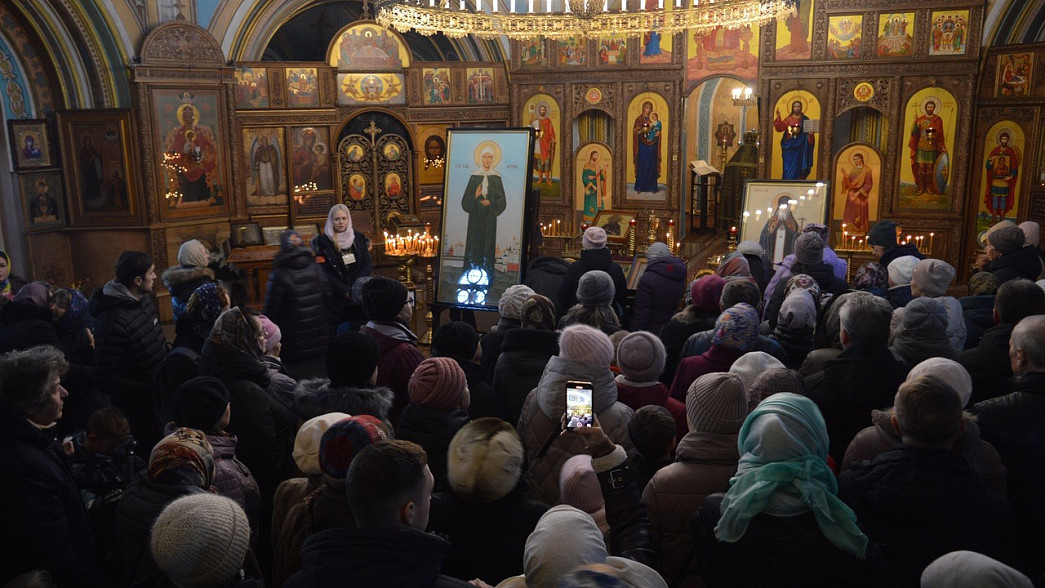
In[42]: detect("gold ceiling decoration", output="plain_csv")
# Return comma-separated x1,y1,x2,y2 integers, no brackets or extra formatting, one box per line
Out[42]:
376,0,793,40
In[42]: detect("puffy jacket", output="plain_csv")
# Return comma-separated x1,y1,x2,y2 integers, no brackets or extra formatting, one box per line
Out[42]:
680,332,788,366
958,323,1014,405
524,256,571,315
556,248,628,317
517,355,634,505
840,409,1006,496
206,432,261,541
631,256,687,334
959,294,995,350
985,245,1043,284
395,403,470,490
264,246,333,363
891,296,966,353
312,232,372,323
293,378,395,424
643,432,739,587
161,265,213,322
493,328,559,427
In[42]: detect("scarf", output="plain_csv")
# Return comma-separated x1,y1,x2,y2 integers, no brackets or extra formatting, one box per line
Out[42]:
711,303,759,351
186,283,226,341
0,250,12,295
324,203,355,250
208,307,264,359
177,239,209,268
715,393,868,558
147,427,215,487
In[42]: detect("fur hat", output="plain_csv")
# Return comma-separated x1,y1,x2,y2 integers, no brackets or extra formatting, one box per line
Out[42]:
171,377,230,432
577,270,615,307
616,331,666,383
646,242,671,260
747,368,805,412
151,494,249,588
887,255,919,287
448,418,524,503
559,324,615,366
582,226,608,249
686,372,748,435
736,240,764,257
499,284,535,320
907,357,973,408
729,351,785,390
326,332,380,387
319,415,389,479
868,220,898,247
690,274,726,312
408,357,468,411
988,225,1025,255
256,314,281,354
177,239,209,268
1019,221,1040,247
912,259,956,297
711,303,760,351
292,412,350,475
361,276,408,322
969,272,999,296
777,291,818,331
794,232,825,265
432,321,479,360
559,454,605,523
521,294,557,330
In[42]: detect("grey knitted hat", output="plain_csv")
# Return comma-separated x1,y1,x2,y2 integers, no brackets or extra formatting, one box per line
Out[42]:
577,270,615,307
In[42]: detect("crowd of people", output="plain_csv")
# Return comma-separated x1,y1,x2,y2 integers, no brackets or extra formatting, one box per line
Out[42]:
1,211,1044,588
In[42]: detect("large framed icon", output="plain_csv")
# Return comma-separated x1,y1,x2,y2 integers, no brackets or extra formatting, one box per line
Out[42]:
739,180,830,265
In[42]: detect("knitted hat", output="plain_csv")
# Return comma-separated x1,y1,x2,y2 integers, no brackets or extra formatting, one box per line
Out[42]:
361,276,409,322
319,415,389,479
690,274,726,313
447,418,524,503
431,321,479,360
747,368,805,412
988,225,1025,255
778,291,817,330
921,551,1034,588
521,294,556,330
1019,221,1040,247
711,303,759,351
647,242,671,260
151,494,249,588
582,226,608,249
686,372,748,435
559,324,615,366
292,412,350,475
783,274,821,304
908,357,974,408
912,259,956,297
853,262,888,291
729,351,785,390
887,255,918,287
408,357,468,411
867,220,898,247
171,377,230,432
559,454,605,515
736,240,764,257
969,272,999,296
616,331,666,383
326,332,380,387
147,428,214,488
794,232,824,265
577,270,615,307
13,282,51,308
498,284,535,320
177,239,209,268
802,223,830,239
256,314,281,354
980,220,1017,247
901,297,949,332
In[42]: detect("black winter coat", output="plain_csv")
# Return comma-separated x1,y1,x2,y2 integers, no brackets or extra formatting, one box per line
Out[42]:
264,246,333,363
556,248,628,317
878,242,924,270
479,318,520,385
395,403,469,490
985,245,1043,284
838,445,1018,587
803,344,909,463
0,301,62,354
312,232,372,323
765,262,847,329
959,294,996,350
884,285,913,309
160,265,213,321
742,253,769,297
524,256,571,314
293,378,395,424
631,255,687,335
439,353,504,421
492,327,559,427
958,323,1014,405
0,410,99,587
658,306,719,386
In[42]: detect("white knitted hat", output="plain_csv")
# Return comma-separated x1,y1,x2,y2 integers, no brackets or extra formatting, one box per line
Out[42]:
151,494,250,588
292,412,350,475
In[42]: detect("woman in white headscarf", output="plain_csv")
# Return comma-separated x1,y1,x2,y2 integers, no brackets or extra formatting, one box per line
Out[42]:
312,203,372,331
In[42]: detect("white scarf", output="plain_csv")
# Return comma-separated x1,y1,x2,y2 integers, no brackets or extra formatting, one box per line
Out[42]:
324,203,355,250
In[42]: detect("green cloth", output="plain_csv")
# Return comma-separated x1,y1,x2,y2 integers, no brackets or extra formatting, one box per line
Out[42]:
715,393,868,558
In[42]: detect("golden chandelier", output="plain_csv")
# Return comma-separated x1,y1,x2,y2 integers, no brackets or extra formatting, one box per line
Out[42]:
376,0,793,40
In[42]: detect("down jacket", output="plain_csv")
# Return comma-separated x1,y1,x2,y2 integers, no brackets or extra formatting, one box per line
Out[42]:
517,355,635,505
264,246,333,364
293,378,395,424
493,327,560,427
161,265,213,322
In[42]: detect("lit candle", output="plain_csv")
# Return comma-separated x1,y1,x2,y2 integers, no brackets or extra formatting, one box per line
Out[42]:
929,232,934,251
730,226,737,234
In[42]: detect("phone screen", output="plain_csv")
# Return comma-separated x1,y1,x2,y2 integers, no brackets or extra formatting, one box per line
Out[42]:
565,380,594,429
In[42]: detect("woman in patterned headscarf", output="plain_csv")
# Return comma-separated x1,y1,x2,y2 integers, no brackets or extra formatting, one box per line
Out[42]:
0,249,29,304
668,303,760,401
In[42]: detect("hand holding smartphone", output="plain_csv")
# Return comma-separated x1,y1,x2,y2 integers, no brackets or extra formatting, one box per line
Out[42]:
564,380,594,430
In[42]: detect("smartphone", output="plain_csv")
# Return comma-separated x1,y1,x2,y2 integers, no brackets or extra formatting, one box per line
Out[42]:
564,380,594,430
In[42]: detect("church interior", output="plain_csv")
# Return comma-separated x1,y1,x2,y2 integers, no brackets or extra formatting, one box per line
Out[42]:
2,0,1045,329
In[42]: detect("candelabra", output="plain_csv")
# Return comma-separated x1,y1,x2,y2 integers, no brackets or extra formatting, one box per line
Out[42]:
727,225,738,251
666,219,676,254
539,219,574,238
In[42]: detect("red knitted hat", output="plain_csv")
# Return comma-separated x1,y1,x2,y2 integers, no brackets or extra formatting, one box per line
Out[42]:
408,357,468,411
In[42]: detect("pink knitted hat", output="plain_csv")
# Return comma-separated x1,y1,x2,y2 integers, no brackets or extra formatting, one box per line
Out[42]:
408,357,469,411
559,324,614,366
559,454,605,515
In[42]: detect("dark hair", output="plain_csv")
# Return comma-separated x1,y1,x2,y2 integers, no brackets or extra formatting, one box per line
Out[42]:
720,280,760,311
838,294,892,347
894,375,962,448
0,346,68,414
995,279,1045,325
346,440,428,527
87,406,131,441
628,405,676,459
114,251,153,286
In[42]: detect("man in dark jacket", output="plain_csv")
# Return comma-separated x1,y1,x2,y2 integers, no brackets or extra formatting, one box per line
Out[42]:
958,279,1044,405
804,293,909,463
264,230,332,378
631,242,687,335
839,375,1018,587
0,346,100,587
556,226,628,318
90,251,168,450
867,219,924,269
972,315,1045,579
286,440,471,588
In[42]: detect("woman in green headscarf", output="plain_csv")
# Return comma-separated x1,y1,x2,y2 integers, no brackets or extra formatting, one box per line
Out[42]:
0,250,29,303
691,393,892,587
